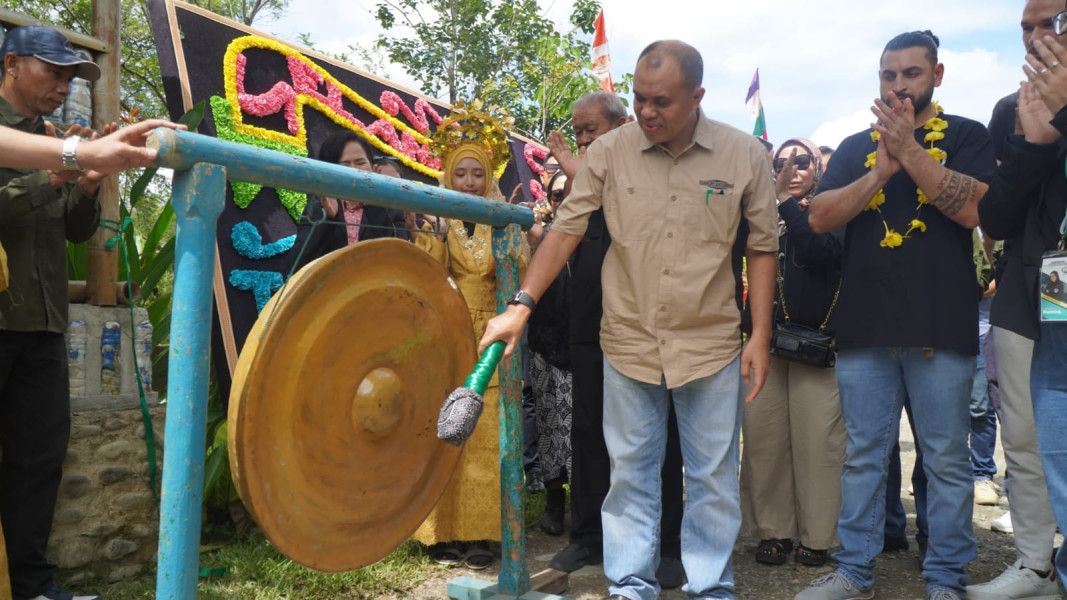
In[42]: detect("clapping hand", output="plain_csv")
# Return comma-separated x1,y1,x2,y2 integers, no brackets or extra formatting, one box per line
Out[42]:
870,94,917,170
1017,82,1060,145
1026,36,1067,115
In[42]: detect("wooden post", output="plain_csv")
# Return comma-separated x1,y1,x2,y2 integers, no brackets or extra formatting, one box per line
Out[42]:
86,0,121,306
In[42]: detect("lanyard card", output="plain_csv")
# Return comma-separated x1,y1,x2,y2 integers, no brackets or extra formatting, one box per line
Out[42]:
1040,251,1067,322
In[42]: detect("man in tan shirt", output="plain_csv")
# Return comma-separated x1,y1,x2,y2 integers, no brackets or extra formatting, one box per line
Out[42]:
481,40,778,599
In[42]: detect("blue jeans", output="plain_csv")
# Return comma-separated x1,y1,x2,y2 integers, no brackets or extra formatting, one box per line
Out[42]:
970,333,998,480
833,348,976,596
884,397,928,549
602,357,743,600
1031,322,1067,582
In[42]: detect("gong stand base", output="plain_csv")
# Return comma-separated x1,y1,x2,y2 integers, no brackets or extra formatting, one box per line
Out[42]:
448,568,571,600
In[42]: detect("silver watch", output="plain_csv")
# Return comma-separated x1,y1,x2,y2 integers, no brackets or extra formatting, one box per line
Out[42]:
61,135,82,172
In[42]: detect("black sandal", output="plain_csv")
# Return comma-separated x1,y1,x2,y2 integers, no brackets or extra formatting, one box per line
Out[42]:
795,544,828,567
463,541,494,570
428,542,463,566
755,538,793,565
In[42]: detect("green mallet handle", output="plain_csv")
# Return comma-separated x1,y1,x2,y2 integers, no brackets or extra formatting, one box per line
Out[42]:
464,341,506,395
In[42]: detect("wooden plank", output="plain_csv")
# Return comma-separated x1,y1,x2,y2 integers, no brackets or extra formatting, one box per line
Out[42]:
447,575,572,600
0,8,109,53
447,576,496,600
529,568,569,596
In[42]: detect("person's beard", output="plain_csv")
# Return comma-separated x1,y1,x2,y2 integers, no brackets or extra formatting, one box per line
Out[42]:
884,85,934,117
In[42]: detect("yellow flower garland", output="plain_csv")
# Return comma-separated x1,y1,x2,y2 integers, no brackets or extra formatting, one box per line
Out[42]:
864,102,948,249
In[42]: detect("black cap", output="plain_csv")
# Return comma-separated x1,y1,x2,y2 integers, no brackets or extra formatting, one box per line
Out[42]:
1,26,101,82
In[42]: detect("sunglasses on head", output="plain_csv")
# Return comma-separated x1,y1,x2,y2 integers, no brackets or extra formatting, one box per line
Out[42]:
774,155,813,173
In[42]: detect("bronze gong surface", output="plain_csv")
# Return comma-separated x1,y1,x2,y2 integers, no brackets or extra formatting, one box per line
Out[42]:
228,238,475,572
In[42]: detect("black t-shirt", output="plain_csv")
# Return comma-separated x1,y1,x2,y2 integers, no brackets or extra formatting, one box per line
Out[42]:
568,208,611,344
815,114,996,355
988,92,1018,162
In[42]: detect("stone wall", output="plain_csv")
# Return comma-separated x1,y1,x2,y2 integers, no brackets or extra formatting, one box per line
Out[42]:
47,305,166,584
50,407,165,584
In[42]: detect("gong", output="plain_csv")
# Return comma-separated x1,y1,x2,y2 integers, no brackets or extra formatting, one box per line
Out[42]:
228,238,475,572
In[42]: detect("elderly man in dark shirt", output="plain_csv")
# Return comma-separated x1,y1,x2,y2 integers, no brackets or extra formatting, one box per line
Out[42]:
0,26,108,600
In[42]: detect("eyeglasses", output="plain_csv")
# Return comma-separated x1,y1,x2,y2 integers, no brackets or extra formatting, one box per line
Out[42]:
773,155,813,173
550,190,565,202
544,162,561,173
1056,10,1067,36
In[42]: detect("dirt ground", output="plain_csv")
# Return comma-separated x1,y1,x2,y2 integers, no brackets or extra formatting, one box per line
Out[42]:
398,418,1059,599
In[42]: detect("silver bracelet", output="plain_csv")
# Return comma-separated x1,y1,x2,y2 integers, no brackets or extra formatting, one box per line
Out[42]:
61,135,82,172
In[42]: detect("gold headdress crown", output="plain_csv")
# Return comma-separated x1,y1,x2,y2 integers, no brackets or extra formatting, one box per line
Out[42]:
429,99,513,178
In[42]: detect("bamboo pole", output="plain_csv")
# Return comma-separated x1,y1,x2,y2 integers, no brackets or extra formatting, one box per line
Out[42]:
0,8,107,52
86,0,121,306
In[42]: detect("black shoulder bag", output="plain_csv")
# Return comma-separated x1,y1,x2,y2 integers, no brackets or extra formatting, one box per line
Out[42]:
769,255,841,368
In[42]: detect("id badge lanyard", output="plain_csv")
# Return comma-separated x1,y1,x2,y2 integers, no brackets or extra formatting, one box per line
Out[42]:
1038,188,1067,322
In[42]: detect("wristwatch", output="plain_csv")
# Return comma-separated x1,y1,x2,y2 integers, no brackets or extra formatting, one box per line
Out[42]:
61,136,82,172
506,289,536,311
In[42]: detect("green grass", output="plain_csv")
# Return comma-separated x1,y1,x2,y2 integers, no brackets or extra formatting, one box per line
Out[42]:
77,535,440,600
71,488,556,599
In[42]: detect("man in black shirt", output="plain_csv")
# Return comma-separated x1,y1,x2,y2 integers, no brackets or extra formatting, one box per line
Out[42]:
794,31,996,600
979,28,1067,587
968,5,1064,599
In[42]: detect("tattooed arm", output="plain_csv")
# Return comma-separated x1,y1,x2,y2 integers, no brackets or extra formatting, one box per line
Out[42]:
897,144,986,229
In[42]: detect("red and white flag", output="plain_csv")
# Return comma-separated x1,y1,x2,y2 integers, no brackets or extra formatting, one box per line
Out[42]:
591,9,615,94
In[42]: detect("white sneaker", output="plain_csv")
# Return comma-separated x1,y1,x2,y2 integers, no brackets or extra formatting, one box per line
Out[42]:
975,479,1000,506
991,511,1014,534
966,559,1060,600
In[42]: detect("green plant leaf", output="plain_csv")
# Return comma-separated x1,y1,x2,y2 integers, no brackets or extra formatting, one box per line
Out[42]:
180,99,207,132
138,237,176,294
66,242,87,281
141,202,175,264
128,100,205,210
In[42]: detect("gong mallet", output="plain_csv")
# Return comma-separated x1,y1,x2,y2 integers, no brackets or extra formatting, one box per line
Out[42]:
438,340,506,446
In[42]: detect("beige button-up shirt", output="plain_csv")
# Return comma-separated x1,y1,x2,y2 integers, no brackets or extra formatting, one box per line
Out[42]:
553,114,778,388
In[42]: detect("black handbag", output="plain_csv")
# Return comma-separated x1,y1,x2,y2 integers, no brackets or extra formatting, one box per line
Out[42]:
770,321,837,368
769,255,841,368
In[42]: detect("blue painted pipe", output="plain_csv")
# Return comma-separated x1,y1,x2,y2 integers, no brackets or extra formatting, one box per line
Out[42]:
155,163,227,600
491,225,530,596
148,128,535,229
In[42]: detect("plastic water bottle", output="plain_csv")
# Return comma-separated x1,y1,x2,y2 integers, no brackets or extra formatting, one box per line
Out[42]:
101,321,121,395
135,320,153,388
67,320,87,397
64,49,93,127
45,102,64,126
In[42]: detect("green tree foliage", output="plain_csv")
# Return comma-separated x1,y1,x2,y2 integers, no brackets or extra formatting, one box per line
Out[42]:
9,1,283,390
373,0,628,141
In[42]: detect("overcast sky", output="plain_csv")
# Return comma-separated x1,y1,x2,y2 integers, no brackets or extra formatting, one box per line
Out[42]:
261,0,1029,149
